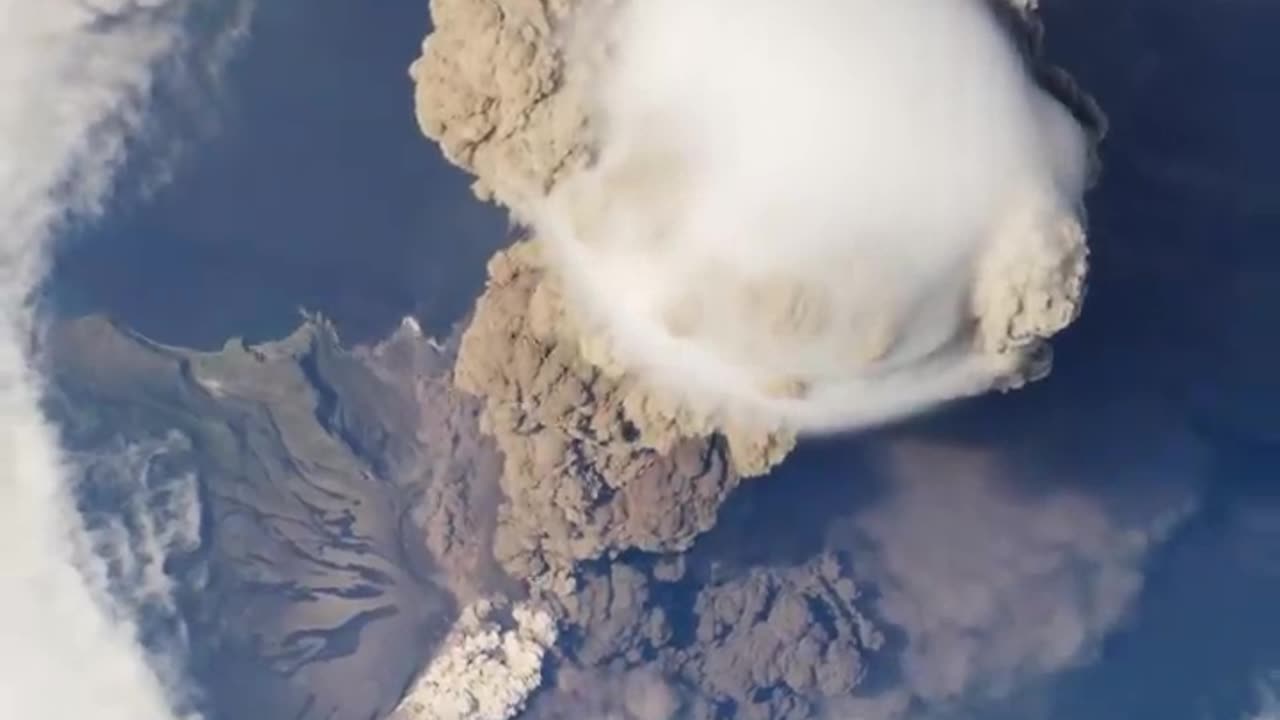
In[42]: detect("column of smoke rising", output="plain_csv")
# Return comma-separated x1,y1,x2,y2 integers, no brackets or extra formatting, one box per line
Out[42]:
1,1,205,717
536,0,1091,433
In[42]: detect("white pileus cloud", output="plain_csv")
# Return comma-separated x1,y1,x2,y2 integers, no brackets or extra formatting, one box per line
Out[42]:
535,0,1091,433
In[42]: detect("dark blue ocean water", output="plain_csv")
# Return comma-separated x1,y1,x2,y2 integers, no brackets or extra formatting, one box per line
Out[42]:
1032,1,1280,716
48,0,509,349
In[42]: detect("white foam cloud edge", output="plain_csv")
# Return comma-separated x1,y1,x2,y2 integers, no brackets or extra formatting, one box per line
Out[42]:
0,1,231,717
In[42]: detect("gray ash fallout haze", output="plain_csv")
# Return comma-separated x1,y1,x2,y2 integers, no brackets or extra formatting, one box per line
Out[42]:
998,0,1280,716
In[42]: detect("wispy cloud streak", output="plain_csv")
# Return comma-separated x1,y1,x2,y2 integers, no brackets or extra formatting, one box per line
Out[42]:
0,1,212,717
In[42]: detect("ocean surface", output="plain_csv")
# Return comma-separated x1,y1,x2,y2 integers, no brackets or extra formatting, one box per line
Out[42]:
48,0,509,349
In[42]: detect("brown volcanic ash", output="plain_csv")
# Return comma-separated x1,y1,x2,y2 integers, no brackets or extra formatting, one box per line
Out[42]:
522,552,883,720
408,0,588,210
415,0,1100,439
453,241,794,588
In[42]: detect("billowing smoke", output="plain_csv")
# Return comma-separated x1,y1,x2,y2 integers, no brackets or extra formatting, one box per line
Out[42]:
521,666,686,720
395,598,558,720
0,1,236,717
534,0,1091,433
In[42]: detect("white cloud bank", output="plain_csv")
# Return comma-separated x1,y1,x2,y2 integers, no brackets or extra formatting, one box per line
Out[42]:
0,1,212,717
535,0,1091,434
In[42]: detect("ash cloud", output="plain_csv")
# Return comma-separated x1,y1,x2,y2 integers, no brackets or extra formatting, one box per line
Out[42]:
0,1,244,717
820,411,1205,718
522,666,685,720
1249,671,1280,720
534,0,1094,434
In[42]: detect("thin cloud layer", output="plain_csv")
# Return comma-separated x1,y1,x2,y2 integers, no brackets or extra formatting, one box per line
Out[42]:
72,432,205,711
1249,670,1280,720
0,1,223,717
823,427,1203,718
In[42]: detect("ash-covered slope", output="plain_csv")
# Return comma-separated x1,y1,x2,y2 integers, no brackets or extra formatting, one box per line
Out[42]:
47,314,503,720
45,307,828,720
